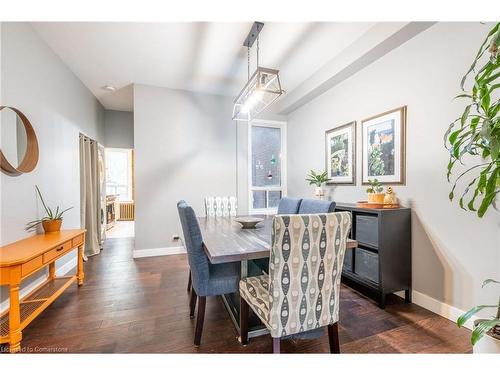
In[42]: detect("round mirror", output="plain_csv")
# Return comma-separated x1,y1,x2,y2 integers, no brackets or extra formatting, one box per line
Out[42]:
0,106,39,176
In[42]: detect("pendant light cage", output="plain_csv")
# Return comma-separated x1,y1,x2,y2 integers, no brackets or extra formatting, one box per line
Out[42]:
232,67,283,121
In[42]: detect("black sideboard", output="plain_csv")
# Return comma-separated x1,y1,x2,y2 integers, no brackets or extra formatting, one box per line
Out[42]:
335,202,411,308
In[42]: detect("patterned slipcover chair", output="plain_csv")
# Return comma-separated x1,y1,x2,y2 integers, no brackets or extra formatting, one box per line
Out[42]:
239,212,352,353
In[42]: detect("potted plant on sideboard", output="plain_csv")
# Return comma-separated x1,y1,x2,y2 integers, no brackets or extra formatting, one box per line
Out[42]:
26,185,73,233
366,178,385,204
457,279,500,353
306,170,328,198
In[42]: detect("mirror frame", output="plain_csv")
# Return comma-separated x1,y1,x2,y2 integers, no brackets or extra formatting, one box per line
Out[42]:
0,106,39,176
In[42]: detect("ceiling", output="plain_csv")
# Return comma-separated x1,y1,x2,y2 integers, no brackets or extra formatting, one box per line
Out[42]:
32,22,374,111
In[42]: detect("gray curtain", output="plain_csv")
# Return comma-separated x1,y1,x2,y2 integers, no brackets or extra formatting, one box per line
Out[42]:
79,134,102,259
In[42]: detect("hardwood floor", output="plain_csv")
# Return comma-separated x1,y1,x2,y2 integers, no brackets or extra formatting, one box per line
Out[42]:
1,237,472,353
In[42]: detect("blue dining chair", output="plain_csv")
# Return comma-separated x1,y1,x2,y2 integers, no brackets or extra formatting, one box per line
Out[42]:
277,197,302,214
177,200,240,346
298,198,336,214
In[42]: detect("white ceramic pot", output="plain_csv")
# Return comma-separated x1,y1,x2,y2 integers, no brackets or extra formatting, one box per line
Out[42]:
473,333,500,353
314,186,324,198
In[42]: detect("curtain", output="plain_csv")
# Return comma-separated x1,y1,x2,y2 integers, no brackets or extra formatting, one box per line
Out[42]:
79,134,102,259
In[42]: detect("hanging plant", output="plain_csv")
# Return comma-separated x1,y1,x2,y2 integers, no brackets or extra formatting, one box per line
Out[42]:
445,22,500,217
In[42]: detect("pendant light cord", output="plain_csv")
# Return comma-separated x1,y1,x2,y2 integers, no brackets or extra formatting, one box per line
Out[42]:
256,34,259,68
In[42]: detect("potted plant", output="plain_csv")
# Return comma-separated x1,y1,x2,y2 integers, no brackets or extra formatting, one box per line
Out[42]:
445,22,499,217
26,185,73,233
366,178,385,204
306,170,328,198
457,279,500,353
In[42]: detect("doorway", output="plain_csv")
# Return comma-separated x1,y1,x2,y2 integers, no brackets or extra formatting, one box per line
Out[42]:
104,148,135,239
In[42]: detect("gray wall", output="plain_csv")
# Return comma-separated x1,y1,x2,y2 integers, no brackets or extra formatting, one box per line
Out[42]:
0,23,104,307
133,84,237,250
104,110,134,148
286,23,500,311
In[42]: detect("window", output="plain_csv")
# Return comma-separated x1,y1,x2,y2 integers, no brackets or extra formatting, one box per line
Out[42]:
105,148,134,202
248,121,286,214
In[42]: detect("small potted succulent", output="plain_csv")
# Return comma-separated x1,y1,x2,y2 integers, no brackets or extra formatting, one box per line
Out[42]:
306,170,328,198
366,178,385,204
26,185,73,233
457,279,500,353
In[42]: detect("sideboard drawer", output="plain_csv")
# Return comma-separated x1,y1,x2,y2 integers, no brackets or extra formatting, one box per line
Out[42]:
354,248,379,284
356,215,379,248
21,256,43,277
43,241,72,263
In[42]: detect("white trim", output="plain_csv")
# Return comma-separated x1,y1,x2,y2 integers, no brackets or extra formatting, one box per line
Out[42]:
397,290,476,330
248,119,287,215
0,257,77,314
133,246,186,259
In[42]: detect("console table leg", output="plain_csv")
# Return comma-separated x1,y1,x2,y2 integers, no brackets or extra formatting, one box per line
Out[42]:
77,244,85,286
48,262,56,280
9,283,22,353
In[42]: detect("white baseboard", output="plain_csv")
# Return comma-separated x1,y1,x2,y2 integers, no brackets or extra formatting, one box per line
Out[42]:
407,290,476,330
133,246,186,259
0,256,77,314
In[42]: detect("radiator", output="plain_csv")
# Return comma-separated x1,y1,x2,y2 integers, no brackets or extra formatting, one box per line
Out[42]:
118,202,135,221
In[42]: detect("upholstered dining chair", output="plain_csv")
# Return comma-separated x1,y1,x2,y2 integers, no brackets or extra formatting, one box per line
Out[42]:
298,198,336,214
204,196,237,217
187,196,238,293
239,212,352,353
177,200,240,346
277,197,302,214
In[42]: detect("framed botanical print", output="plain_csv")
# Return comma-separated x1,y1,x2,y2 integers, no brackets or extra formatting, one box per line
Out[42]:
325,121,356,185
361,106,406,185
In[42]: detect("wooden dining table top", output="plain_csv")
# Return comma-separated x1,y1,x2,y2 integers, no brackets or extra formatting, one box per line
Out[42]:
198,215,357,264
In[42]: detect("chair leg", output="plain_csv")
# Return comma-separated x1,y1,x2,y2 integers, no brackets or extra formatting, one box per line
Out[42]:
189,288,197,319
272,338,281,354
327,322,340,353
194,296,206,347
240,297,249,345
187,270,192,293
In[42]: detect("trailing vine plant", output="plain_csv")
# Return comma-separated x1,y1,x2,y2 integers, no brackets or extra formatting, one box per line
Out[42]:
445,22,500,217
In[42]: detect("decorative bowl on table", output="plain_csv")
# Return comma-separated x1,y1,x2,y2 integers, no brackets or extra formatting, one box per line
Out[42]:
234,216,264,229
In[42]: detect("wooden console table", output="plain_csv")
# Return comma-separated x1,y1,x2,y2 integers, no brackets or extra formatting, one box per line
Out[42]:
0,229,85,353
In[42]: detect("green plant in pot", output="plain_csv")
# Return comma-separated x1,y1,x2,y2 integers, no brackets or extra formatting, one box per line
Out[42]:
26,185,73,233
306,170,328,198
366,178,385,204
457,279,500,353
445,22,500,218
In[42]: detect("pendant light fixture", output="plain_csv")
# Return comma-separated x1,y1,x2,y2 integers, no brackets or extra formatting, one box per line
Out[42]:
232,22,284,121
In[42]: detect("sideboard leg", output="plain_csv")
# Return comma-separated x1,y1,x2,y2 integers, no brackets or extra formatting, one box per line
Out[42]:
77,244,85,286
9,283,22,353
405,289,412,303
379,293,386,309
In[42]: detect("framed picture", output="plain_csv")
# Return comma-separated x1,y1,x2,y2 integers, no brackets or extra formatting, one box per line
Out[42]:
361,106,406,185
325,121,356,185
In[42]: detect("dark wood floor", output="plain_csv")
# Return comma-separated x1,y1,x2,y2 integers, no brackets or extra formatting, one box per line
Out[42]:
2,237,472,353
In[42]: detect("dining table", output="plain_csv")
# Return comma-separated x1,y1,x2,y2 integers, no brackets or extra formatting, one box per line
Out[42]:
198,214,358,338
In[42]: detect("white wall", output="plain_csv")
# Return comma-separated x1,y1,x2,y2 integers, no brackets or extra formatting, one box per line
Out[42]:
0,23,104,306
287,22,500,312
104,110,134,149
133,84,237,250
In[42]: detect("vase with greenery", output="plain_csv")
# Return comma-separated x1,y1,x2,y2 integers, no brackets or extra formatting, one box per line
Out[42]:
26,185,73,233
445,22,500,218
306,170,328,198
366,178,385,204
457,279,500,353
